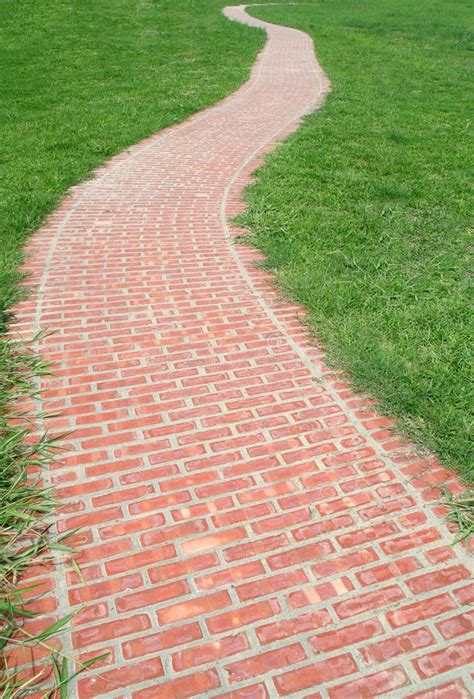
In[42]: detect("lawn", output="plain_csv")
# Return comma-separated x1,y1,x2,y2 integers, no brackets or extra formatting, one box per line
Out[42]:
243,0,473,482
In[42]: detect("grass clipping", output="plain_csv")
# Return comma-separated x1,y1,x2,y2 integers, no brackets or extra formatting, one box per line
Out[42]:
0,335,104,697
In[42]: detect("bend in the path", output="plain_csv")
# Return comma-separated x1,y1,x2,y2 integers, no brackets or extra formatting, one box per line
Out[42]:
14,4,473,698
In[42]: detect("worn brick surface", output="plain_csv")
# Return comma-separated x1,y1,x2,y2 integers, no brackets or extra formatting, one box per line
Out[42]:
13,4,473,697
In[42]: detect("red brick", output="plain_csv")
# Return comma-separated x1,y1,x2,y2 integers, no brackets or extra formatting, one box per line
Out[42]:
73,614,151,648
207,599,281,634
104,543,176,576
252,508,311,534
132,669,220,698
355,556,421,585
237,569,308,601
122,622,202,659
380,527,441,554
387,593,457,628
407,679,471,699
334,585,404,620
328,666,409,698
78,657,164,697
157,590,232,626
274,654,357,695
215,684,269,699
453,583,474,605
182,526,247,555
256,609,332,644
213,502,274,527
140,518,208,547
292,514,353,541
312,548,378,578
289,578,353,609
225,533,290,562
68,573,143,604
173,633,248,671
196,560,265,591
149,552,219,584
413,639,474,678
436,610,474,640
225,643,306,683
406,565,471,594
361,627,436,663
267,540,334,570
311,618,384,652
116,579,189,612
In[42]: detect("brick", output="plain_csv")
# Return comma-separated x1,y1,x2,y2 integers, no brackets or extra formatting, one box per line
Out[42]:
267,540,334,570
104,543,176,576
122,622,202,659
387,593,457,628
328,666,409,698
311,618,384,652
407,679,471,699
196,560,265,591
453,583,474,605
73,614,151,648
252,508,311,535
436,610,474,639
256,609,332,644
334,585,404,620
182,526,247,555
149,552,219,584
132,670,220,698
207,599,281,634
215,685,269,699
225,643,306,683
380,527,441,554
78,657,164,697
140,518,208,547
292,513,353,540
274,654,357,695
116,579,189,612
157,590,232,626
289,578,353,609
312,548,378,578
361,627,436,663
173,633,248,671
406,565,471,594
237,569,308,601
225,533,290,562
413,639,474,678
355,556,421,585
68,573,143,605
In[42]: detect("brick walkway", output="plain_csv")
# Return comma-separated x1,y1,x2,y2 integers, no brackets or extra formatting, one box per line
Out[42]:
15,4,473,698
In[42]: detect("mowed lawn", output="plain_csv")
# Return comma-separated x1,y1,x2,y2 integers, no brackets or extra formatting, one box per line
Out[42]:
243,0,473,482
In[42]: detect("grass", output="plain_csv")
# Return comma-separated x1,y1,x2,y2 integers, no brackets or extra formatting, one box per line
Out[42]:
243,0,473,483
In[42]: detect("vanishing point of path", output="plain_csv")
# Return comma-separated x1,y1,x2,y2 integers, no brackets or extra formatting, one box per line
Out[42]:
15,5,473,698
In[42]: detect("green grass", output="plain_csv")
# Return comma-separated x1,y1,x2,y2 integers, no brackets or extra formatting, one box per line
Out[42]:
242,0,473,482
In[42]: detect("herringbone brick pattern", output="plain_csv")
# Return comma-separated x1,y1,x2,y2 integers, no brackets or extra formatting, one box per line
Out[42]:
13,4,473,697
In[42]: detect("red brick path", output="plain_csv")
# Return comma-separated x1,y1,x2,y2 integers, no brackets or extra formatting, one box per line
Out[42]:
15,4,473,697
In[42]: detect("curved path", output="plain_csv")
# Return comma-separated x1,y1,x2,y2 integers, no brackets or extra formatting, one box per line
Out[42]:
16,5,472,698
